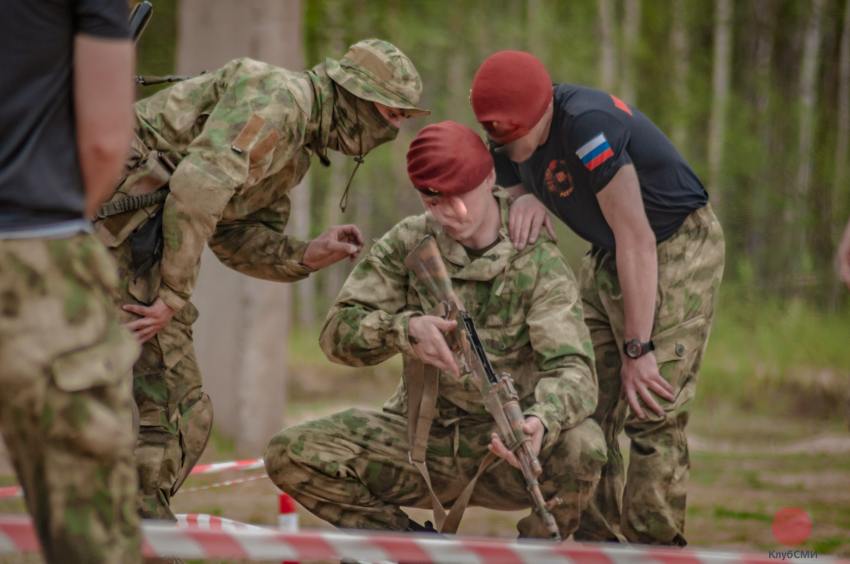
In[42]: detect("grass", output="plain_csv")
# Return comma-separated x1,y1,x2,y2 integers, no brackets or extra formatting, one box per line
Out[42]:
695,285,850,417
713,506,773,523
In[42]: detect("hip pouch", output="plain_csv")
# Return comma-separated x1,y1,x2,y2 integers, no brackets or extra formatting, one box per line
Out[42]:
94,138,174,250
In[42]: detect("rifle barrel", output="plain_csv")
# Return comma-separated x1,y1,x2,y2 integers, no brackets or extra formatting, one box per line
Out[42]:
460,312,499,385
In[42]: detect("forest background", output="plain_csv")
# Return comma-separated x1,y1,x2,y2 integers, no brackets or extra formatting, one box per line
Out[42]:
135,0,850,423
12,0,845,555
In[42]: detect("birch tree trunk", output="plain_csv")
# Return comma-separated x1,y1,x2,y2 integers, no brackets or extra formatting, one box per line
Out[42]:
351,0,375,248
526,0,544,56
835,0,850,235
793,0,825,278
597,0,618,93
669,0,689,151
181,0,302,455
292,180,315,328
707,0,732,210
620,0,641,103
321,0,347,307
828,0,850,306
750,0,776,286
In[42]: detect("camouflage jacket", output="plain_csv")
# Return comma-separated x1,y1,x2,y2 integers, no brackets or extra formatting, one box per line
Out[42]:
128,58,337,311
320,190,598,441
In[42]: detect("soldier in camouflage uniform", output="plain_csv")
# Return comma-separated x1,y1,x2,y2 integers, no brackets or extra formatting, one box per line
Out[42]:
265,122,606,539
0,237,140,563
94,39,428,520
1,1,141,562
471,51,725,545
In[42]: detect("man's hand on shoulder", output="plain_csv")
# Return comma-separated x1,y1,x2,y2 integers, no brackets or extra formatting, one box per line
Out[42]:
408,315,460,377
508,193,557,250
302,224,364,270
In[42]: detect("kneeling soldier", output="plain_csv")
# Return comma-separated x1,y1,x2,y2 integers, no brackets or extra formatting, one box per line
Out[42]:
265,121,606,539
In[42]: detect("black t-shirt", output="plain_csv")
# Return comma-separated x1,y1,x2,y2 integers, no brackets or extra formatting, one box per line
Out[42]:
494,84,708,251
0,0,129,231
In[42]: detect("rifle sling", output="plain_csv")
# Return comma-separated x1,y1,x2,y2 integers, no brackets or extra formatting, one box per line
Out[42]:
96,188,169,219
404,358,498,534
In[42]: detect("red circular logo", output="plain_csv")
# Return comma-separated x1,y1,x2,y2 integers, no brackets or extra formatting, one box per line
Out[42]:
771,507,812,546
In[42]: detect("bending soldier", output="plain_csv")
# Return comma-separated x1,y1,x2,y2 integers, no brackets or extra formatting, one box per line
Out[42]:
94,39,428,520
470,51,725,545
265,121,606,539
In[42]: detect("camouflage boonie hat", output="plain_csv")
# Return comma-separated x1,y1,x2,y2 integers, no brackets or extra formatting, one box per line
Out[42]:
326,38,430,116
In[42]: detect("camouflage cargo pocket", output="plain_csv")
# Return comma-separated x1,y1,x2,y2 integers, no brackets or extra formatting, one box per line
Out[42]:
171,391,213,495
652,315,708,409
48,323,139,458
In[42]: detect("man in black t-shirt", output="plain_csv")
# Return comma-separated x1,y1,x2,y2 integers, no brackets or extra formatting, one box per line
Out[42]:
0,1,139,562
471,51,725,546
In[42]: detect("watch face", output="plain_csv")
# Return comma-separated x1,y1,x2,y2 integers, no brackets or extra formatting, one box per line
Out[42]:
625,340,641,358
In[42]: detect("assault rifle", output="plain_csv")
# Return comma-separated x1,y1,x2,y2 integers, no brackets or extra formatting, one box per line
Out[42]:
129,2,194,86
404,235,561,541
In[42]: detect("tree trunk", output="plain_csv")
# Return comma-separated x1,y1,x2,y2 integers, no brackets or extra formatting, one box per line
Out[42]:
292,180,315,329
750,0,777,289
793,0,825,283
620,0,641,103
829,0,850,307
321,0,347,308
526,0,544,56
669,0,689,151
182,0,302,455
834,0,850,244
707,0,732,210
597,0,618,92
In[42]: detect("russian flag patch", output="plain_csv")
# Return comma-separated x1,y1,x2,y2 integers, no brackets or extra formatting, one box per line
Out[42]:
576,133,614,171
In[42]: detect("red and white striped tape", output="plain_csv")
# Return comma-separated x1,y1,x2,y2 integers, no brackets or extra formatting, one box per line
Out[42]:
0,487,19,501
0,457,267,499
176,513,271,534
0,514,843,563
187,457,265,475
180,473,268,494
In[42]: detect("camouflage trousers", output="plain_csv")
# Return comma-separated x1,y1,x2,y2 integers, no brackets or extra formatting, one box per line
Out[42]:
0,234,141,563
265,408,607,538
573,205,725,545
111,243,213,520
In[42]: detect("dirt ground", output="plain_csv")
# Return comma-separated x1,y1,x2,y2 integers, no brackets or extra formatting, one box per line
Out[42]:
1,376,848,563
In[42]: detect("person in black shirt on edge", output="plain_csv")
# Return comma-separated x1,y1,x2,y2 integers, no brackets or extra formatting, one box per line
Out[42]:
0,1,139,562
470,51,724,546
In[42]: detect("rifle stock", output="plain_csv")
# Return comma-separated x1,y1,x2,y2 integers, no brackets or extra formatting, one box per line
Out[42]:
404,235,562,541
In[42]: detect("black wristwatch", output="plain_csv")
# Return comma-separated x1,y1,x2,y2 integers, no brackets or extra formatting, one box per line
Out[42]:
623,338,655,359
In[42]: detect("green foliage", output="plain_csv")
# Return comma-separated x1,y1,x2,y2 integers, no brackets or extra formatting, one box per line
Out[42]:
137,0,850,312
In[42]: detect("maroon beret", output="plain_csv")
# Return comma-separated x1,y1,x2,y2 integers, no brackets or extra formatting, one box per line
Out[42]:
406,121,493,196
470,50,552,144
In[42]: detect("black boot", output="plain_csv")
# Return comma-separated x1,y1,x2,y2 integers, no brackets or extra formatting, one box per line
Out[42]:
405,518,440,534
